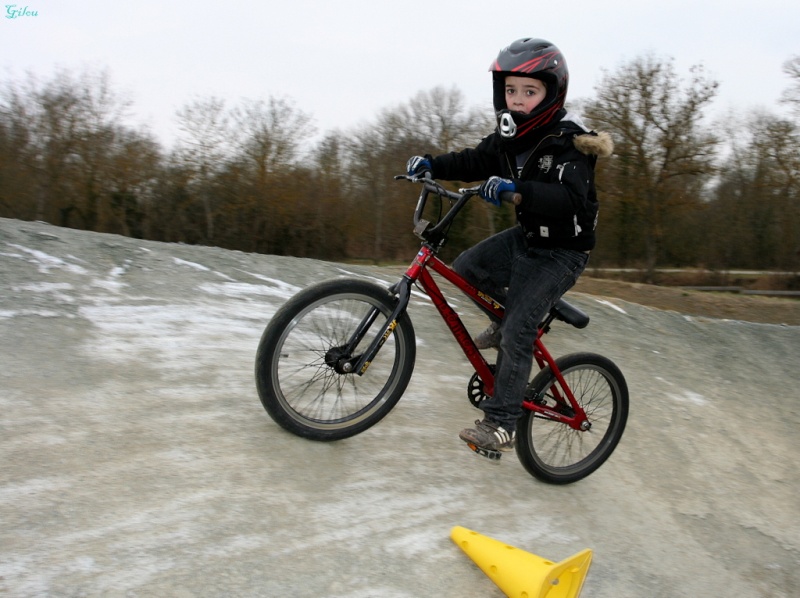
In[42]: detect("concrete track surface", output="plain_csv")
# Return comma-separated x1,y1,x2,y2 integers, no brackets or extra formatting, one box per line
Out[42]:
1,218,798,597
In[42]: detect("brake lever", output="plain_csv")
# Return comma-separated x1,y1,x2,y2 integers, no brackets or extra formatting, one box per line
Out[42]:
394,172,433,183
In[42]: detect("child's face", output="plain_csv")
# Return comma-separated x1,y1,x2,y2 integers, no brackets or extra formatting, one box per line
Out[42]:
504,76,547,114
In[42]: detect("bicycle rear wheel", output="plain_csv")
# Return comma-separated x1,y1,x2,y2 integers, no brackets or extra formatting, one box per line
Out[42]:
516,353,628,484
255,279,416,441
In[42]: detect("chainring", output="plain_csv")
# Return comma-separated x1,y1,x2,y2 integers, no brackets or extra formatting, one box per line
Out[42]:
467,364,495,408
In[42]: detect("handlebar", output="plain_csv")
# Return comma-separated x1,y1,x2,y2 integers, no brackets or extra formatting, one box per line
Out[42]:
394,174,521,244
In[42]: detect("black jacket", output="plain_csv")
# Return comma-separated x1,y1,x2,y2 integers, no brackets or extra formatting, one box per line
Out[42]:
428,114,613,251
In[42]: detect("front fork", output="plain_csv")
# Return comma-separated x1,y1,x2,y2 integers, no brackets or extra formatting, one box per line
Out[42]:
331,276,413,376
337,245,437,375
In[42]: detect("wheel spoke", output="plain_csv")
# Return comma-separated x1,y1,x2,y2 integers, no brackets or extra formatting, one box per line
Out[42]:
255,280,416,439
516,354,628,484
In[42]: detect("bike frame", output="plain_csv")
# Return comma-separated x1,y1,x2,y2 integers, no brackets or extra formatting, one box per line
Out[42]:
354,242,590,432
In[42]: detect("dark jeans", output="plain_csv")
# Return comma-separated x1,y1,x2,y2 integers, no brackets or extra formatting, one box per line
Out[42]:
453,226,589,431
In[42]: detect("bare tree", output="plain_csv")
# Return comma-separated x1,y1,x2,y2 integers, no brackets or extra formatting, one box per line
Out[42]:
227,97,315,252
709,111,800,270
104,127,163,238
0,68,133,229
71,70,133,230
232,97,315,176
780,56,800,118
344,120,397,259
587,55,719,277
395,86,492,153
307,132,346,257
174,96,232,240
389,86,503,244
0,81,36,218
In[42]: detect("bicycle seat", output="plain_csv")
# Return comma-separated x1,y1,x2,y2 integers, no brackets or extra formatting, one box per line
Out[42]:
551,299,590,329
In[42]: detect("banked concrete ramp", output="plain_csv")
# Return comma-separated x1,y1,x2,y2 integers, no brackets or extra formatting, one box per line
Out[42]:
1,218,798,597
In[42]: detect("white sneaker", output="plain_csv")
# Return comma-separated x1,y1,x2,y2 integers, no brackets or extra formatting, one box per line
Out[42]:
459,419,516,458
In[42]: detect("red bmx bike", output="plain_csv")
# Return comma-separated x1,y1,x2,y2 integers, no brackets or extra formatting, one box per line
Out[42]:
255,175,629,484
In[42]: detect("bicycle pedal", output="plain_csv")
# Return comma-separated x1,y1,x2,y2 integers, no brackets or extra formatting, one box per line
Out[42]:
465,442,502,461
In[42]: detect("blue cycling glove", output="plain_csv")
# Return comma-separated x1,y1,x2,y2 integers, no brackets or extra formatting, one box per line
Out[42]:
407,156,432,177
479,176,516,206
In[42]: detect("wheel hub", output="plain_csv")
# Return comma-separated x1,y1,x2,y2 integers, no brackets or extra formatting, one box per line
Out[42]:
324,346,359,374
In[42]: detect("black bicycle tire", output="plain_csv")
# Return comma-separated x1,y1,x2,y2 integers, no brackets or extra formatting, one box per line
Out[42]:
255,279,416,441
515,352,629,484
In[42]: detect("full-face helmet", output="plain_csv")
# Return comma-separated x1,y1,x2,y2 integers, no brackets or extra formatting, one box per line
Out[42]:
490,38,569,140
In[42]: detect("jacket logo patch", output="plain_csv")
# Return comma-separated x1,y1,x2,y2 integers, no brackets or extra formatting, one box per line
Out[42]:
538,155,554,173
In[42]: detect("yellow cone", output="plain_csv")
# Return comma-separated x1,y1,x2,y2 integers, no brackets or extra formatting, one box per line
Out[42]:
450,526,592,598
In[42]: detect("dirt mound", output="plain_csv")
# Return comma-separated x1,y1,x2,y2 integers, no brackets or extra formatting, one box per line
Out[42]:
573,276,800,326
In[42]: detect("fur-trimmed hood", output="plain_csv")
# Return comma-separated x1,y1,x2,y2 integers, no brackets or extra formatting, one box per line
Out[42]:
561,111,614,158
574,131,614,158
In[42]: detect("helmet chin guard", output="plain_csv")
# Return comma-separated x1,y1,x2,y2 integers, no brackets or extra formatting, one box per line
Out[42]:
498,111,517,138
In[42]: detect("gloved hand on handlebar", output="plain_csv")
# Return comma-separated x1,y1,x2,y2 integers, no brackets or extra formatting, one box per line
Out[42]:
406,156,432,178
479,176,516,206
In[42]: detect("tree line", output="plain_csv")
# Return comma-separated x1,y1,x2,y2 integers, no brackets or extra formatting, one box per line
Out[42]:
1,56,799,277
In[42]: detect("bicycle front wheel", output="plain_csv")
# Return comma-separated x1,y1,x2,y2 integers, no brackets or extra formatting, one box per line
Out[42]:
516,353,628,484
255,279,416,441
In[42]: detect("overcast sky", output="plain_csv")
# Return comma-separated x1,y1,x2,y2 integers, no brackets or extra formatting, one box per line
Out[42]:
2,0,798,147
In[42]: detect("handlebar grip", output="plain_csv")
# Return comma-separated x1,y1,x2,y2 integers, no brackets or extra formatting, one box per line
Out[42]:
501,191,522,205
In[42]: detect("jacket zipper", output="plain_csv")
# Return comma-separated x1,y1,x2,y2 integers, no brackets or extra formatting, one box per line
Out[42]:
506,131,565,180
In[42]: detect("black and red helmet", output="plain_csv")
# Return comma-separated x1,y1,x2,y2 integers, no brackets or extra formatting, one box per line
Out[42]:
490,38,569,140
